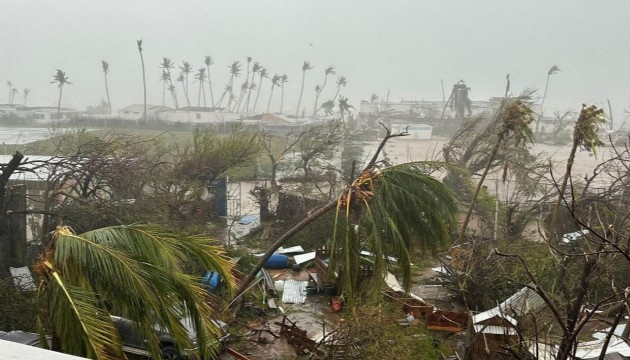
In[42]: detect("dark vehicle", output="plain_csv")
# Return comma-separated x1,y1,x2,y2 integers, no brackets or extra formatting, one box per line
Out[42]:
0,330,50,347
111,316,230,360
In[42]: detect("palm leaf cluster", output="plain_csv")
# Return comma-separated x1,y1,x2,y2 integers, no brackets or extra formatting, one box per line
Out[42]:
35,225,235,360
573,104,606,152
330,162,458,302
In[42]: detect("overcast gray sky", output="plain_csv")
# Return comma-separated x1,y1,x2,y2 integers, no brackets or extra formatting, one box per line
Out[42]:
1,0,628,121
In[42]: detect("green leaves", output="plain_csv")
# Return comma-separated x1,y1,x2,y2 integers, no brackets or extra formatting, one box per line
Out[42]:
329,162,458,302
37,225,234,360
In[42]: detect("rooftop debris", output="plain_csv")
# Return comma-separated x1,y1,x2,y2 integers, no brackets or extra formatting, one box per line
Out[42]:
281,280,308,304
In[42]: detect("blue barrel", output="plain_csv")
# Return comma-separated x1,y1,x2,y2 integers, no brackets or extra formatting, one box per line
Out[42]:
201,271,221,292
264,254,289,269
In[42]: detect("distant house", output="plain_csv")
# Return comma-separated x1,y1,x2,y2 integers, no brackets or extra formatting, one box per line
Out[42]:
118,104,171,121
157,107,245,123
3,106,81,124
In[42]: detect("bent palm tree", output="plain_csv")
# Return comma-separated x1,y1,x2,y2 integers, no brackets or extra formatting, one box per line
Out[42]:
179,61,193,107
136,40,146,122
160,58,179,108
332,76,347,103
101,61,112,115
243,62,260,112
279,74,288,113
313,66,335,116
195,68,207,107
22,88,30,106
234,128,457,306
51,69,71,123
35,225,235,360
266,74,280,113
296,61,313,117
204,56,215,107
6,80,13,104
536,64,560,133
252,67,268,112
159,69,170,107
216,61,241,109
549,104,605,238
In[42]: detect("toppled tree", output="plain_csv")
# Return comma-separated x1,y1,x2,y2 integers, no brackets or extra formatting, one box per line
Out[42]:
233,125,458,307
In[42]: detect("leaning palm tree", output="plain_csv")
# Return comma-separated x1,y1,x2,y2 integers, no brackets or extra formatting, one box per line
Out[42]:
195,68,207,107
34,225,235,360
160,58,179,108
179,61,193,107
216,61,241,109
51,69,71,123
251,67,268,112
279,74,288,113
244,62,261,112
10,88,19,105
233,127,458,306
549,104,606,238
535,64,561,133
159,70,170,107
332,75,347,103
313,66,335,116
101,61,112,115
176,74,187,107
22,88,30,106
457,89,537,244
204,56,216,107
136,40,146,122
233,81,249,112
6,80,13,104
295,61,314,117
266,74,280,113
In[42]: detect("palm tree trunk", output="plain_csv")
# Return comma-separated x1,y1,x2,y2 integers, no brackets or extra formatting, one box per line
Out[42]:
313,76,328,116
280,84,285,113
184,74,191,107
104,74,112,115
244,73,256,112
162,82,166,107
57,85,63,124
139,52,147,122
536,74,551,133
232,199,338,306
206,65,215,108
201,80,206,107
457,133,506,244
550,137,579,239
266,87,275,114
296,70,306,117
197,81,202,107
253,74,264,112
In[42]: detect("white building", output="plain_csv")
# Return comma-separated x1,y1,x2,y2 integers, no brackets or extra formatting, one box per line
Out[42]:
391,123,433,139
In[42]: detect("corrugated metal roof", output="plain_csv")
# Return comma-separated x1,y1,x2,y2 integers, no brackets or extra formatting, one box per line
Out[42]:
9,266,36,291
282,280,308,304
473,325,517,336
497,286,546,317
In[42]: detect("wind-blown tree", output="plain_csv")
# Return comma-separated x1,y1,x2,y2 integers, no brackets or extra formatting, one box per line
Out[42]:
6,80,13,104
101,61,112,115
160,58,178,108
179,61,193,107
266,74,280,114
10,88,19,105
51,69,71,123
22,88,30,106
216,61,241,109
279,74,288,113
535,64,560,133
337,96,354,122
332,75,347,103
457,89,537,244
136,40,147,122
34,225,235,360
234,127,458,305
313,66,335,116
195,68,207,107
233,81,248,113
176,74,187,107
252,67,268,112
243,62,261,112
549,104,606,238
296,61,314,117
159,70,170,107
204,56,215,107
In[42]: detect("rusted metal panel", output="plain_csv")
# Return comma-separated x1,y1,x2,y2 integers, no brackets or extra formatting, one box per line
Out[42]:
226,347,251,360
281,280,307,304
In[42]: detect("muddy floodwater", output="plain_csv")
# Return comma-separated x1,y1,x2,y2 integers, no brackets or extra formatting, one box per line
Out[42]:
0,127,52,145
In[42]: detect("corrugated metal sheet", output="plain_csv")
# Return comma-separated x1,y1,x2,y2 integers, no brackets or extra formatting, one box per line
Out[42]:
282,280,308,304
498,286,546,317
473,325,517,336
9,266,36,291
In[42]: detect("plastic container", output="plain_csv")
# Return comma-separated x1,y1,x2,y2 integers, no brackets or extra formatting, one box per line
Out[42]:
264,254,289,269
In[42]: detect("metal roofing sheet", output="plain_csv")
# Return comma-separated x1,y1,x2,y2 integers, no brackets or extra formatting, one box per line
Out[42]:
473,325,517,336
9,266,36,291
282,280,308,304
